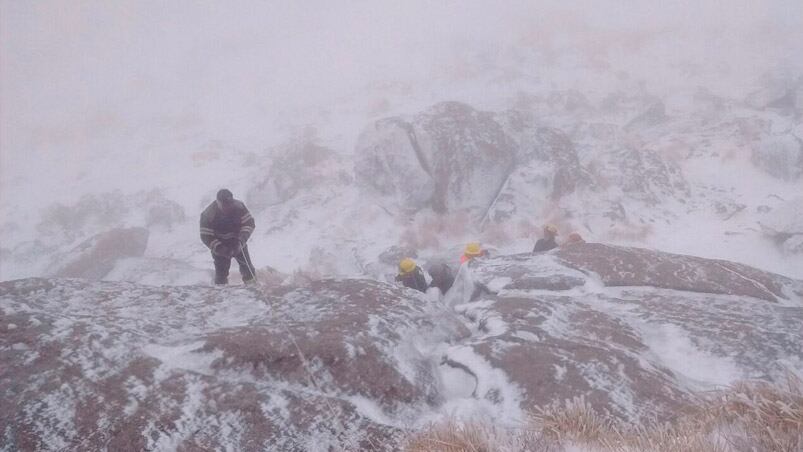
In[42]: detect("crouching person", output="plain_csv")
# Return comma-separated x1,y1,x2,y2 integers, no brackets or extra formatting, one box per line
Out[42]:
200,189,257,285
396,258,428,293
428,262,455,296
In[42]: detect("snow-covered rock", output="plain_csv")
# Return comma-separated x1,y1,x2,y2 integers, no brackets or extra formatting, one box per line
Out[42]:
450,244,803,420
49,227,149,280
3,244,802,449
751,133,803,181
355,101,516,217
0,277,467,451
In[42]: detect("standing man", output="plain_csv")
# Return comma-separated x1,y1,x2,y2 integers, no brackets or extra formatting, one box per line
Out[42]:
200,189,257,285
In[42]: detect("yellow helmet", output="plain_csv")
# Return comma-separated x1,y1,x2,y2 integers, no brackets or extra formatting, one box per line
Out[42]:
544,224,558,235
399,258,417,274
464,242,482,256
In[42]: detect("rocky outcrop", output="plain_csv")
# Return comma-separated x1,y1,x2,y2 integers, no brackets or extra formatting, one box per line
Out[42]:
447,244,803,420
554,243,800,302
751,133,803,181
355,102,516,216
0,278,467,451
49,227,149,279
4,244,802,449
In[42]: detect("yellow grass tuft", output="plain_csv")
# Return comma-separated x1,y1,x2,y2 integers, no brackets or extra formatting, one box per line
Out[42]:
406,374,803,451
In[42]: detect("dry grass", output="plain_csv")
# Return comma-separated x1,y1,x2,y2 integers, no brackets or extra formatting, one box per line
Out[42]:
406,420,553,452
406,375,803,452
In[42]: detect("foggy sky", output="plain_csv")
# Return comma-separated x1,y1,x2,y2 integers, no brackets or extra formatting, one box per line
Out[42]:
2,0,803,188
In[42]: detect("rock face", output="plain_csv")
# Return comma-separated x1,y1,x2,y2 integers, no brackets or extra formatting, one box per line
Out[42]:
3,244,802,449
354,100,694,231
355,102,516,216
0,278,467,451
50,227,149,279
489,112,589,221
751,133,803,181
555,243,799,302
444,244,803,421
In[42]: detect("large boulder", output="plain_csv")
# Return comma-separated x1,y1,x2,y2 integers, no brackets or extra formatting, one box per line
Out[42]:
49,227,149,279
355,102,517,217
4,244,802,448
0,278,468,451
443,244,803,421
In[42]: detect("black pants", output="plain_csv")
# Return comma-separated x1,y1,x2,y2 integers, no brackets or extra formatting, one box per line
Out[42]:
212,243,256,284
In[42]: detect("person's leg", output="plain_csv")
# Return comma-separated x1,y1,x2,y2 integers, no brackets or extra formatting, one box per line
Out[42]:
213,251,232,285
234,244,257,283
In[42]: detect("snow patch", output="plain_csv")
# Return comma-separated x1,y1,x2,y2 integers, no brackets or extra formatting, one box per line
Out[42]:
641,323,742,388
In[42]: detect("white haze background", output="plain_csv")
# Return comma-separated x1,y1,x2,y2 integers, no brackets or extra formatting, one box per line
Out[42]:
1,0,802,280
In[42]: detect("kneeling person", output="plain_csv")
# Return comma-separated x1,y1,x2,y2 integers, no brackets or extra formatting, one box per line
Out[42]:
200,189,257,285
396,258,428,293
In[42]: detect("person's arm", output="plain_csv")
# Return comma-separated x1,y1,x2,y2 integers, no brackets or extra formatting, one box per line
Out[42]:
238,203,255,244
200,209,220,251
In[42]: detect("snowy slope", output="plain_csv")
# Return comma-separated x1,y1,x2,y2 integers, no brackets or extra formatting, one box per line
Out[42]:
3,243,801,450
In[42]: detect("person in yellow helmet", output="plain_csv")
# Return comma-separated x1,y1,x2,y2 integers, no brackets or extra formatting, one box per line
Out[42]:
395,258,428,293
460,242,485,264
533,224,559,252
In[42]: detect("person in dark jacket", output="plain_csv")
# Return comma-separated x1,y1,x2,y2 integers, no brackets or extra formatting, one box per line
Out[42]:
200,189,257,285
532,224,559,252
395,258,428,293
428,262,455,295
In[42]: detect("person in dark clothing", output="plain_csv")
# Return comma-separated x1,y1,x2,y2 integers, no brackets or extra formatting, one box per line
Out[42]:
200,189,257,285
395,258,428,293
428,262,455,295
532,224,559,253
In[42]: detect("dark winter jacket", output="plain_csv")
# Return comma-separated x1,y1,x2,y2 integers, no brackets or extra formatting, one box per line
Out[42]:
395,267,428,293
200,200,255,251
428,263,455,295
532,237,557,253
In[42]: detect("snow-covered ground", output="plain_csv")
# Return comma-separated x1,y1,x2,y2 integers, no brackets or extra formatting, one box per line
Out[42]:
3,243,801,450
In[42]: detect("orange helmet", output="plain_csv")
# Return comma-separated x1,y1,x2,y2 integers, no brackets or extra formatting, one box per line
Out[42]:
567,232,584,243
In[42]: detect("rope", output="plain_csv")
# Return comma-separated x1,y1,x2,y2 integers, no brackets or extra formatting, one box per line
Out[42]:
240,244,356,450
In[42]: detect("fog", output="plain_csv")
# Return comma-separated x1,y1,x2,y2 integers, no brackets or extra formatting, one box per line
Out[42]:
3,1,801,177
1,0,803,281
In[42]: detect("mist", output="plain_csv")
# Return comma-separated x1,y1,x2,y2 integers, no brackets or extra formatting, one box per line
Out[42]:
1,0,803,281
4,3,803,448
3,1,801,177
